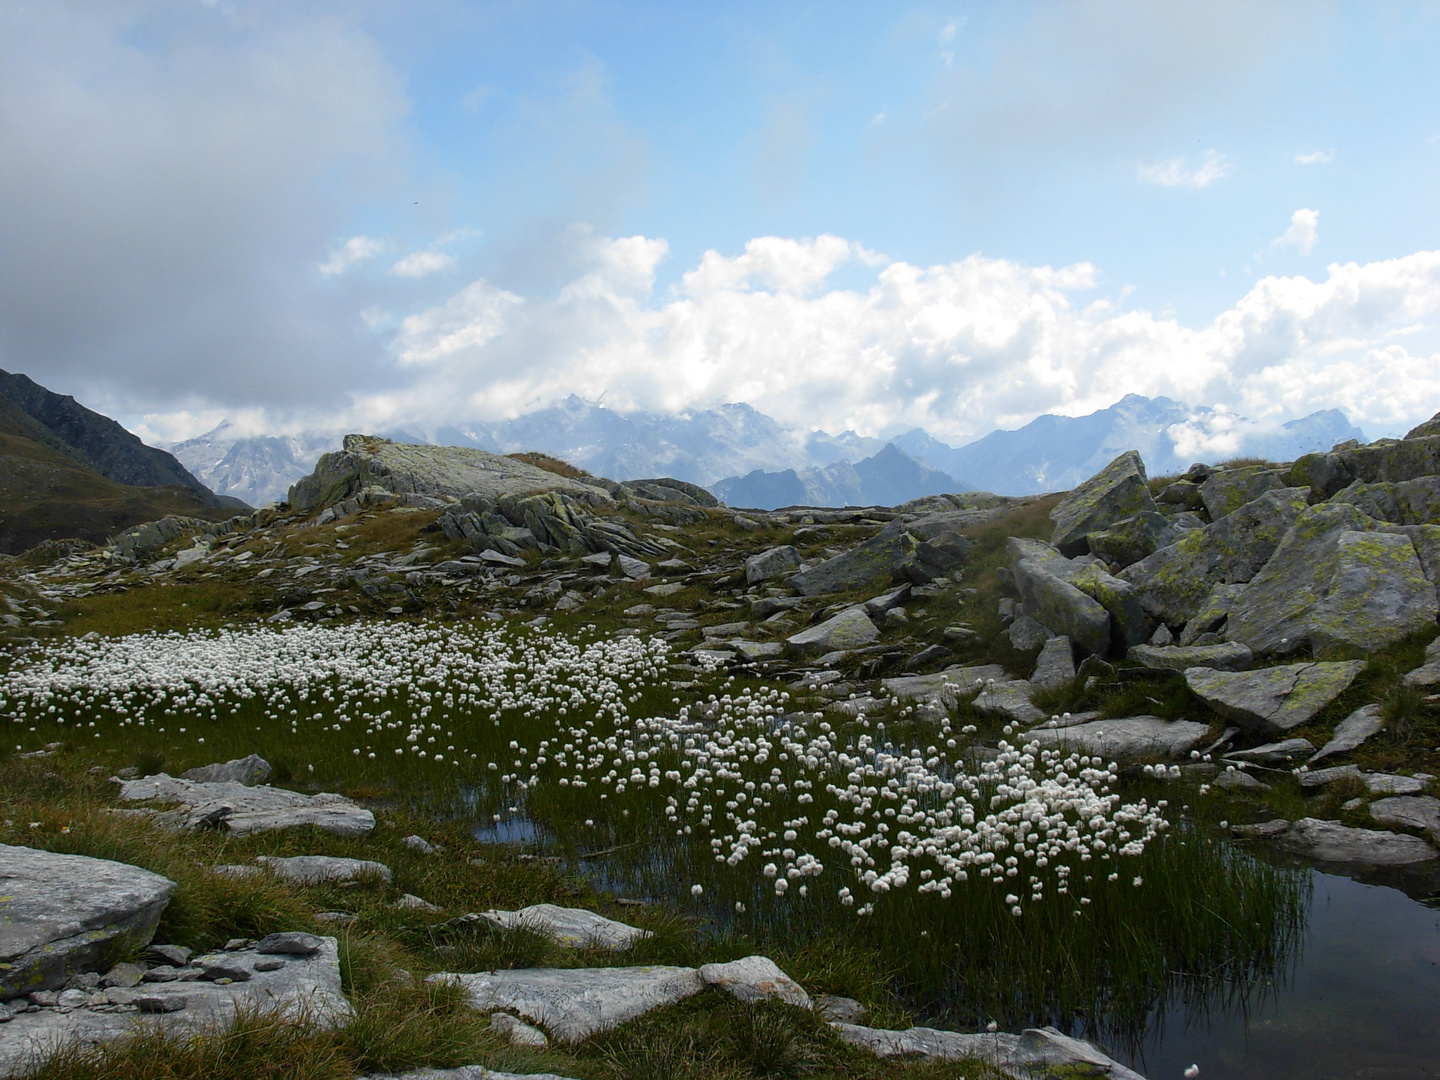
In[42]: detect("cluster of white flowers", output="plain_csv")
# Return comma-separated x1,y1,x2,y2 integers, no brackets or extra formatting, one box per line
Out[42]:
1,622,1167,916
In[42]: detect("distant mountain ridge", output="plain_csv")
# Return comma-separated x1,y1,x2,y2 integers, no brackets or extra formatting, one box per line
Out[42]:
171,393,1368,509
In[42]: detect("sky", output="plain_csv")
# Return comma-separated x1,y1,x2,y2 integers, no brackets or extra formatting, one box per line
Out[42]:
2,0,1440,450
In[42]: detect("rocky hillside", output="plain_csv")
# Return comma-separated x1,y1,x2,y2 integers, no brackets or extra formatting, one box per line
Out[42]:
0,369,235,502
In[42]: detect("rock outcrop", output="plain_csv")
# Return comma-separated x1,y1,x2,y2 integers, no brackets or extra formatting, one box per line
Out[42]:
0,846,175,1000
117,775,374,837
288,436,613,512
1184,662,1365,734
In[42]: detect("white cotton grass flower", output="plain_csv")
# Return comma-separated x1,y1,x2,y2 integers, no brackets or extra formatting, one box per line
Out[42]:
2,618,1165,928
1184,1066,1200,1079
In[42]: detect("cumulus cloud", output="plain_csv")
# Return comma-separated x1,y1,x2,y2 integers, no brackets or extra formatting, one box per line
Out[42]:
342,233,1440,444
1136,149,1232,188
1295,148,1334,164
320,236,384,275
1273,208,1319,254
391,251,457,278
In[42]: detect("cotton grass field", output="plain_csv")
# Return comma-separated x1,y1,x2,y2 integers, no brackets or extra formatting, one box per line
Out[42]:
0,619,1308,1044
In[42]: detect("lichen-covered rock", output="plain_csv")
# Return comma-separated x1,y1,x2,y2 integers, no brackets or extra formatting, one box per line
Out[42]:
1199,465,1285,521
745,545,802,584
787,520,917,596
1049,451,1156,556
973,680,1044,725
1126,642,1253,671
1119,487,1309,626
1012,559,1111,656
1405,410,1440,440
1085,510,1185,569
1069,563,1153,652
786,607,879,655
289,435,610,512
0,846,175,999
1331,477,1440,526
1225,503,1438,658
1178,582,1248,645
1005,614,1052,652
1290,433,1440,500
1184,661,1366,734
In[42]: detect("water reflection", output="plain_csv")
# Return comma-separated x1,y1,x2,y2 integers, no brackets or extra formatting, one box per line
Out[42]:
1124,871,1440,1079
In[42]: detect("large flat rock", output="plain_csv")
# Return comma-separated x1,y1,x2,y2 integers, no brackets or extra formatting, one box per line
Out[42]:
1022,716,1209,761
832,1023,1146,1080
0,845,174,1000
433,966,705,1042
117,774,374,837
0,937,350,1078
1369,796,1440,844
1310,703,1385,764
1184,661,1366,735
1280,817,1439,865
1127,642,1253,672
479,905,650,950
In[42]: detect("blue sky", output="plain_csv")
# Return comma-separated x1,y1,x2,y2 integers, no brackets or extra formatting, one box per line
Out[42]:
2,1,1439,448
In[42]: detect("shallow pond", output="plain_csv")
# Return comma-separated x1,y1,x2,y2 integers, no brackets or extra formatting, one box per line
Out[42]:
1124,870,1440,1080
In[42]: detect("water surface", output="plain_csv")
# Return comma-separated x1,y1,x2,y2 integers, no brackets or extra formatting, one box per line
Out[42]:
1126,871,1440,1080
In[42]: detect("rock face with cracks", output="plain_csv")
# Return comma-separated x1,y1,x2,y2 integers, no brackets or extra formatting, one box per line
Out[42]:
1184,661,1366,735
0,845,175,1000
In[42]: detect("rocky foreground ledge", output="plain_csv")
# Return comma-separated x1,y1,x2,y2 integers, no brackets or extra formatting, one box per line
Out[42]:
0,838,1149,1079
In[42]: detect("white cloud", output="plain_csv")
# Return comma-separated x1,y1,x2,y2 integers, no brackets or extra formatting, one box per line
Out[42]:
1136,149,1232,188
319,236,383,275
1295,149,1334,164
390,250,457,278
357,233,1440,444
1273,208,1319,254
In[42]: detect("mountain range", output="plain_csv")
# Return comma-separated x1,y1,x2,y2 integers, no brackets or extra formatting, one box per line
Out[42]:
170,393,1367,510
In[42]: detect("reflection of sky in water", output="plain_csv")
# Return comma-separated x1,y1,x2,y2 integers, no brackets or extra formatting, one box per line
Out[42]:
471,816,547,845
1124,872,1440,1080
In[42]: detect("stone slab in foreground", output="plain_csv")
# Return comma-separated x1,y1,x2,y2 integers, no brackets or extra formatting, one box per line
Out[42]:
0,845,174,1000
0,938,350,1079
433,965,705,1042
833,1022,1147,1080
